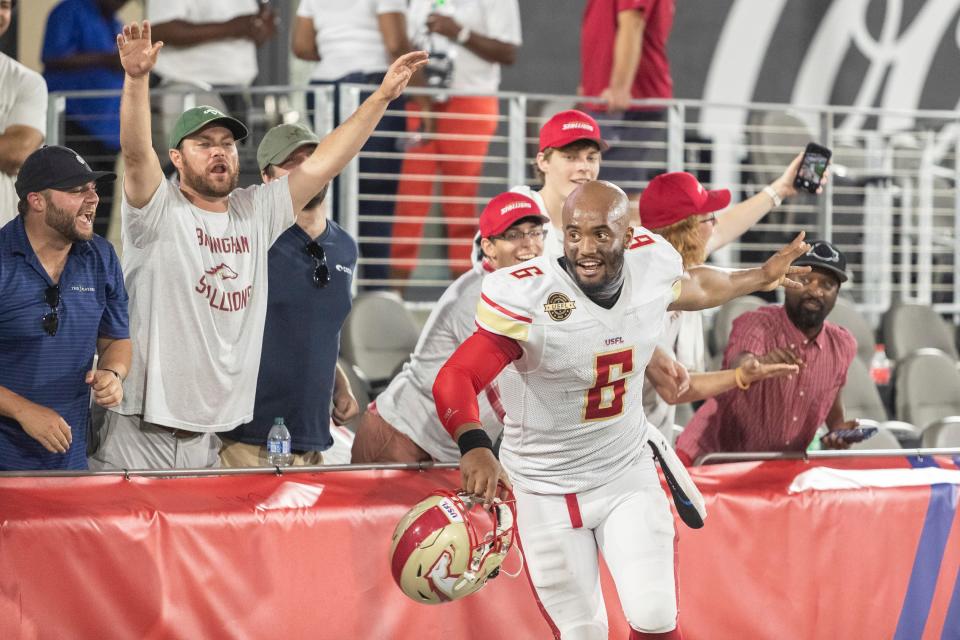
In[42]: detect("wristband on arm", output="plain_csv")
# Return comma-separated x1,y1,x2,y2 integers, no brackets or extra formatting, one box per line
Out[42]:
457,429,494,456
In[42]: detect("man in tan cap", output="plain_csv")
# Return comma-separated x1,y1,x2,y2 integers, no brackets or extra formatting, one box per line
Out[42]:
219,123,360,467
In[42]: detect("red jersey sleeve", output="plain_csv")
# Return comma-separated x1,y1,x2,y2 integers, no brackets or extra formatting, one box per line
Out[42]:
433,327,523,438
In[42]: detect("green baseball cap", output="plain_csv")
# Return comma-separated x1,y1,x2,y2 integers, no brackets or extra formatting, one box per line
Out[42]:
256,123,320,172
168,105,248,149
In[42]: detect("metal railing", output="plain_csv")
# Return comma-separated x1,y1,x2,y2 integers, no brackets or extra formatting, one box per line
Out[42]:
695,447,960,466
0,461,458,479
337,87,960,319
46,85,960,319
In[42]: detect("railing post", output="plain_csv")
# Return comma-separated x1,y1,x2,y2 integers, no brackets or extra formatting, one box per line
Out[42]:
916,131,935,305
954,122,960,321
507,94,527,188
46,94,66,146
819,111,834,242
667,103,684,172
338,84,362,296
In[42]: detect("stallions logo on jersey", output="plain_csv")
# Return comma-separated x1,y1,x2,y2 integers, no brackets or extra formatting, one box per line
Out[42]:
543,292,576,321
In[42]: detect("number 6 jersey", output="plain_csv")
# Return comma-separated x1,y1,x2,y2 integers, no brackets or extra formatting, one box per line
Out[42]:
475,230,683,494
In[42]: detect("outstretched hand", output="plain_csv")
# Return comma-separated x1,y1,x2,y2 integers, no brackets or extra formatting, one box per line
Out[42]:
117,21,163,78
377,51,430,102
739,354,799,385
758,231,812,292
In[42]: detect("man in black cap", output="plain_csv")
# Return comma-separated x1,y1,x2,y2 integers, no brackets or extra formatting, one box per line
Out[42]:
677,240,860,463
0,145,130,470
89,21,425,470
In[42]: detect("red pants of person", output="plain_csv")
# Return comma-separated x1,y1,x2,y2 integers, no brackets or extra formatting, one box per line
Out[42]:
391,96,499,277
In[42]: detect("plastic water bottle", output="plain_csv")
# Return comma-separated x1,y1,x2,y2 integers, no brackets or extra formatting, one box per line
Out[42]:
869,344,892,385
266,417,292,467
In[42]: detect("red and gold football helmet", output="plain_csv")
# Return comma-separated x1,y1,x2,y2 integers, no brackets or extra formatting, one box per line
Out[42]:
389,489,516,604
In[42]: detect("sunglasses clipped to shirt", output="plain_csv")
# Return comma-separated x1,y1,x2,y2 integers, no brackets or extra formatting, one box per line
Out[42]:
42,284,61,336
305,241,330,288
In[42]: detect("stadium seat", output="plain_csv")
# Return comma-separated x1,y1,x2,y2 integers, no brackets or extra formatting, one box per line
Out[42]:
919,417,960,447
827,297,876,366
709,295,766,358
341,292,420,392
882,303,958,361
841,358,888,422
894,349,960,429
841,361,918,446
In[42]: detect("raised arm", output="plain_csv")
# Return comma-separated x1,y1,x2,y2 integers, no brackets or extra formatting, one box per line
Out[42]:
116,21,165,208
707,153,828,254
669,232,811,311
286,51,428,214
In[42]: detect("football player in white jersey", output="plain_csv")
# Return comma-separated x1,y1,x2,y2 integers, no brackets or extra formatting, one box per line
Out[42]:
352,191,690,463
433,181,811,640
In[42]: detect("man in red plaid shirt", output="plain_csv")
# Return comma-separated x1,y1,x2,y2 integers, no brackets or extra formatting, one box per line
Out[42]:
677,240,859,464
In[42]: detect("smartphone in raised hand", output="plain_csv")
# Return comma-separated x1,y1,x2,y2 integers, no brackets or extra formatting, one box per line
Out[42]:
794,142,832,193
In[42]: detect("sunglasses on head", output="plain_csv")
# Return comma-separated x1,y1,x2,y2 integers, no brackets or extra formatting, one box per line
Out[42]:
305,241,330,288
42,284,60,336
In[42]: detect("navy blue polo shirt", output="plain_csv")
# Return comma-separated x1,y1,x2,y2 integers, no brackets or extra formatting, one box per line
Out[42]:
0,217,129,470
227,221,357,452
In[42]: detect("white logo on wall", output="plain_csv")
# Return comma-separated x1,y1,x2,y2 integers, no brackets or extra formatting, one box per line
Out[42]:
701,0,960,140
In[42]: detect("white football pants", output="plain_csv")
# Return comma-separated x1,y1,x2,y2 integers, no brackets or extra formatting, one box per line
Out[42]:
514,450,678,640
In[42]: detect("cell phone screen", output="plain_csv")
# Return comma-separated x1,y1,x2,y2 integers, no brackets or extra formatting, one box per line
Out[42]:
794,143,832,193
798,154,827,186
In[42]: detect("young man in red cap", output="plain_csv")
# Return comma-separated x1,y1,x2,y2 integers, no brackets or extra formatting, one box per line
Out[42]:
513,109,607,257
351,191,549,463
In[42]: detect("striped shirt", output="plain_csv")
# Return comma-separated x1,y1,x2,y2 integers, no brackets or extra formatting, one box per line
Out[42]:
0,216,129,470
676,304,856,463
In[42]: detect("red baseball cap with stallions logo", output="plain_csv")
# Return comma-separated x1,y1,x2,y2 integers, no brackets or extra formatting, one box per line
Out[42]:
479,192,549,238
538,109,609,152
638,172,732,230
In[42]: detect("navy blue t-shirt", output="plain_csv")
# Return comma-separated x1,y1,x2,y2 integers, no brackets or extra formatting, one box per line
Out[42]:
0,217,129,470
228,221,357,451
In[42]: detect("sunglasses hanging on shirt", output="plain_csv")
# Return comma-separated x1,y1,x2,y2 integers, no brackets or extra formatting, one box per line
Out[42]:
305,241,330,288
42,284,61,336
